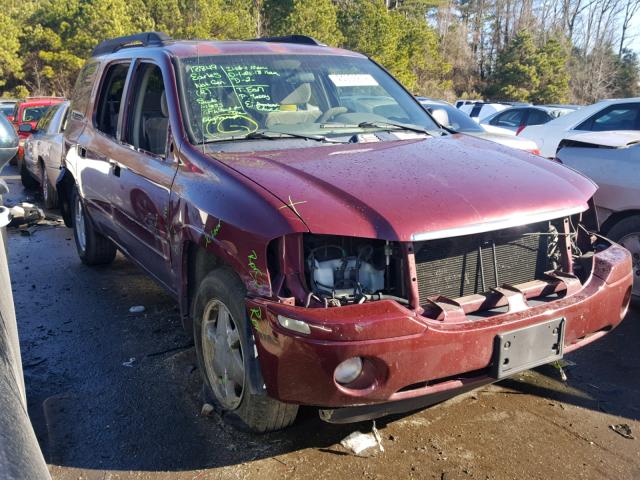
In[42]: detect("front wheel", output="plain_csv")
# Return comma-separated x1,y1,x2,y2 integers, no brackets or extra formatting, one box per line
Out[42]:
72,186,116,265
193,268,298,432
41,166,58,209
607,215,640,297
19,158,38,189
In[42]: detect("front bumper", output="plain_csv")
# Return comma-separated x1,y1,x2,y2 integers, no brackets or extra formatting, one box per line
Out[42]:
247,244,632,409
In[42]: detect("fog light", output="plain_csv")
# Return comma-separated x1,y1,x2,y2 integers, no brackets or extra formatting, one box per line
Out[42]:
277,315,311,335
334,357,363,385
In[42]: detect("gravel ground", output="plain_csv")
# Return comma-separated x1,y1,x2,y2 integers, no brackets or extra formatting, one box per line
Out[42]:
2,164,639,480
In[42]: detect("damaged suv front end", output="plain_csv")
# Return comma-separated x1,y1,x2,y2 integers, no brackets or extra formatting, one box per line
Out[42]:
222,138,632,423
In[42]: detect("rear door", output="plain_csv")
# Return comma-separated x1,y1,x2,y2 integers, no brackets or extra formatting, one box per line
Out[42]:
75,61,133,238
112,60,178,290
42,103,69,185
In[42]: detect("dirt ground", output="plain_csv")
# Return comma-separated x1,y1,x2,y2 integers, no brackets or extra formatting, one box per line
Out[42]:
2,164,639,480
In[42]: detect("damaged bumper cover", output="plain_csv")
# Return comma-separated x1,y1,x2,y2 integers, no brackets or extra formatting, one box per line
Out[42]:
247,244,632,421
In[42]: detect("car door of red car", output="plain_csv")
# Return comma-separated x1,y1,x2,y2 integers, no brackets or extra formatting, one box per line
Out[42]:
112,60,178,292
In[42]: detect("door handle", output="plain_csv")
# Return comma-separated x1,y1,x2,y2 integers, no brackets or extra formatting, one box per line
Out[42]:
108,159,121,177
78,145,87,158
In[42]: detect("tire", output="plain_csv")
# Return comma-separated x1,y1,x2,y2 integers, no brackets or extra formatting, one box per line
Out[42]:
192,268,298,432
41,165,58,209
19,158,38,189
72,186,116,265
606,215,640,297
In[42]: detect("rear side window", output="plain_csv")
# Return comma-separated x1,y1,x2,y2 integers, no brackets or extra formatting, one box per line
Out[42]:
491,109,524,127
95,62,130,137
577,103,640,131
70,62,99,119
35,106,55,131
22,106,49,123
124,63,168,157
526,109,551,126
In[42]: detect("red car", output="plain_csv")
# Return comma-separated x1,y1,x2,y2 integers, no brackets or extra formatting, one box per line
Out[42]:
12,97,65,163
58,33,632,432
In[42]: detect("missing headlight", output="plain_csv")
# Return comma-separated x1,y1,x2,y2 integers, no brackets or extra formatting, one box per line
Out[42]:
304,234,407,306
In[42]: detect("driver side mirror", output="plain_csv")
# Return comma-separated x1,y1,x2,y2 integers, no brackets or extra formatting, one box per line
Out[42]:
431,108,450,128
18,123,33,133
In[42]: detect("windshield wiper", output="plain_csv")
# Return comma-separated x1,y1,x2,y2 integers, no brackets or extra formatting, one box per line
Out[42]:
202,129,346,144
245,130,346,143
356,121,432,135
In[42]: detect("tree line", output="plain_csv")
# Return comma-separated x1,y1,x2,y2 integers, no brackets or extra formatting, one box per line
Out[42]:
1,0,638,104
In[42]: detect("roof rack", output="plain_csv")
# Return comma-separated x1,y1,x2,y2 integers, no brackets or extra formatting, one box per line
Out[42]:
92,32,172,56
249,35,326,47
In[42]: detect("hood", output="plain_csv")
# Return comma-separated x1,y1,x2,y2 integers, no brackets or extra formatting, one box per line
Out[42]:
564,130,640,149
466,131,538,151
211,134,596,241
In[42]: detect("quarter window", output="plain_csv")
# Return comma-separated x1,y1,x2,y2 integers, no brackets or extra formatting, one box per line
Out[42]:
124,63,168,157
526,109,551,126
95,63,130,138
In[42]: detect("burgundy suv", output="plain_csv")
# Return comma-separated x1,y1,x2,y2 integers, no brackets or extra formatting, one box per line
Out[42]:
59,32,632,432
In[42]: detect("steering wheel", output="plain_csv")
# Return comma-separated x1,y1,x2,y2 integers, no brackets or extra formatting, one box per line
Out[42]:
316,107,348,124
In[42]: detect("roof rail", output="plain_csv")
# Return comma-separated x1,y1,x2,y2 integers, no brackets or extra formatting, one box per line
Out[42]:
249,35,326,47
92,32,172,56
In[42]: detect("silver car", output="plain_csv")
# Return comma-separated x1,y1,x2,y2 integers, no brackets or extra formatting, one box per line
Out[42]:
22,101,69,208
556,130,640,295
419,99,540,153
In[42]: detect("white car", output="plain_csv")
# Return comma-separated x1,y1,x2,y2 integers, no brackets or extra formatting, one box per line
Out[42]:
520,98,640,158
556,130,640,295
459,102,511,122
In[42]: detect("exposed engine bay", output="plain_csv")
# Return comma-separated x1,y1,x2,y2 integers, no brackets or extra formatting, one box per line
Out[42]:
303,235,408,306
295,212,603,310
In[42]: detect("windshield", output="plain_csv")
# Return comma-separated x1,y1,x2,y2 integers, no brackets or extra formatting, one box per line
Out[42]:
22,106,49,123
421,103,483,133
177,54,440,144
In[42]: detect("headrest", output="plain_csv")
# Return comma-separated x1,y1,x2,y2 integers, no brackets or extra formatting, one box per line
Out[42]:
279,83,311,105
160,91,168,117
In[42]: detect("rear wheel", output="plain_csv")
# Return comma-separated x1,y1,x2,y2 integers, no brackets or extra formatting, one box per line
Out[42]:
607,215,640,297
41,166,58,209
72,186,116,265
193,268,298,432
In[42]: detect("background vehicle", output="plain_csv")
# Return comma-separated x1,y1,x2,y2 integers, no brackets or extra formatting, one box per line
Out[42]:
60,32,631,434
556,130,640,296
520,98,640,157
0,100,17,122
481,106,575,135
12,97,65,164
418,98,540,153
0,112,51,480
22,101,70,207
458,101,511,122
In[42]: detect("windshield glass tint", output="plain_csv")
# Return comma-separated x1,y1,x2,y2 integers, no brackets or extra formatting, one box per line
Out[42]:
178,54,438,144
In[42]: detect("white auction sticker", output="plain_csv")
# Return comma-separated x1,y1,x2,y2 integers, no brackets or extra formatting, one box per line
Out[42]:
328,74,379,87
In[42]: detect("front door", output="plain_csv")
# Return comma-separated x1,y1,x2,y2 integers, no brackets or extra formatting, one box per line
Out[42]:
111,61,178,291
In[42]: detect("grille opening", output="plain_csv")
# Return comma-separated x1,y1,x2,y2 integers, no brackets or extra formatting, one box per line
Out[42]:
395,368,490,394
415,221,554,304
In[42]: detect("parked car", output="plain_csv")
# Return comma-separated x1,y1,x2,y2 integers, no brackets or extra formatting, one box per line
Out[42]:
59,32,631,433
556,130,640,296
21,101,70,207
0,112,51,480
458,101,512,122
0,99,17,122
455,99,483,109
520,98,640,158
480,106,575,135
418,98,540,153
11,97,65,164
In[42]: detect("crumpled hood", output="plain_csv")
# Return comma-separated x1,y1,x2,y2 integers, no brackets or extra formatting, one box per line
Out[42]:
211,134,597,241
